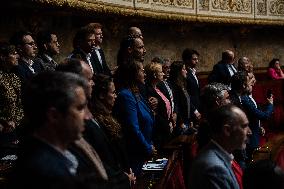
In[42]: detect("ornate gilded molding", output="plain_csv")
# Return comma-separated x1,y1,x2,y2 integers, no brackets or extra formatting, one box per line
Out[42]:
211,0,251,13
29,0,284,25
270,0,284,15
199,0,210,10
257,0,267,15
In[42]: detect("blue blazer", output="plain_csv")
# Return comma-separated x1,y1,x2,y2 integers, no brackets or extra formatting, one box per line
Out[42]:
189,141,240,189
241,95,273,149
113,88,154,173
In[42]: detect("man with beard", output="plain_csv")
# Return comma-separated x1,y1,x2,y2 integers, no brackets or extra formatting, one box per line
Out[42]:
35,30,60,71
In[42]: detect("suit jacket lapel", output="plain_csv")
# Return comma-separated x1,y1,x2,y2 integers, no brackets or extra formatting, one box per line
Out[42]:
188,71,199,88
210,142,240,189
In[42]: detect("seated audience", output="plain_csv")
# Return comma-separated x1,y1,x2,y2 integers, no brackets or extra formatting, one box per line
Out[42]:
267,58,284,80
189,104,251,189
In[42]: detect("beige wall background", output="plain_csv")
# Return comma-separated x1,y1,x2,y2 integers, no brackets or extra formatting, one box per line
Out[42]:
0,11,284,73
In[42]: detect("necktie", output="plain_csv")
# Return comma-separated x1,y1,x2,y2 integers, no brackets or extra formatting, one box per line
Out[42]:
231,160,243,189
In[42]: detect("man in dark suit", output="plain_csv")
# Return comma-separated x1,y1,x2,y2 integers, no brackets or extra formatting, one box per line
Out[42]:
182,48,201,121
35,30,60,71
69,24,97,75
189,104,252,189
9,72,89,188
10,31,43,82
88,23,111,76
208,50,237,87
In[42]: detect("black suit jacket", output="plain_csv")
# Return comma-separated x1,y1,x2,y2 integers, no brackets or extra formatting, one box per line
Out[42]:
91,49,111,76
186,70,201,113
208,61,236,86
15,59,43,83
83,119,130,188
10,136,75,188
83,119,118,170
70,48,89,64
36,53,57,71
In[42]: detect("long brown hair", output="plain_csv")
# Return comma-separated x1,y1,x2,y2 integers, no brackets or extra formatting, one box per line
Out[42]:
90,74,122,140
168,61,186,89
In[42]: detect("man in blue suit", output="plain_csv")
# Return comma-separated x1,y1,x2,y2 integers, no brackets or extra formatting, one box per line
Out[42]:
189,104,252,189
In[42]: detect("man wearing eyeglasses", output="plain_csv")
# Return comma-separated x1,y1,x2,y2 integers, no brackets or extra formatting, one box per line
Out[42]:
10,31,43,82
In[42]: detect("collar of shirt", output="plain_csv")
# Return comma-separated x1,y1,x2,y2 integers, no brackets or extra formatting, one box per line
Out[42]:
189,68,196,75
211,139,234,162
33,135,78,175
86,53,91,59
21,57,34,66
43,54,53,62
94,46,101,51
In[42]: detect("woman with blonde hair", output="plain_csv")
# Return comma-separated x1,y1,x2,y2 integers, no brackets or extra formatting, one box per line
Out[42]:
145,62,175,152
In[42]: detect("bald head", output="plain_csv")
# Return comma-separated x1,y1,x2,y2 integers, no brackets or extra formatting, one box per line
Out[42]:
222,50,234,64
128,27,143,39
209,104,251,151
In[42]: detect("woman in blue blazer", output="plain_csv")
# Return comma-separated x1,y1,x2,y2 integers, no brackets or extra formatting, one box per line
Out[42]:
113,61,156,175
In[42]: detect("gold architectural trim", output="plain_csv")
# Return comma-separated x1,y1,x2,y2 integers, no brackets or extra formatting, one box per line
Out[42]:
30,0,284,25
31,0,136,16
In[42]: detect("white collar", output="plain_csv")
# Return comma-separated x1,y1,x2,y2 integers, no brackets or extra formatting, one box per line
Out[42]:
190,68,196,74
